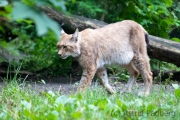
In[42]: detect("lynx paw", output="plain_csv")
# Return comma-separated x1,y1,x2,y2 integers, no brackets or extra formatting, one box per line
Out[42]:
120,87,132,94
107,88,116,94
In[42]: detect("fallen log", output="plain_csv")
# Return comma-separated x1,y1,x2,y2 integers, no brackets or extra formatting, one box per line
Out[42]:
41,7,180,67
148,36,180,67
152,70,180,82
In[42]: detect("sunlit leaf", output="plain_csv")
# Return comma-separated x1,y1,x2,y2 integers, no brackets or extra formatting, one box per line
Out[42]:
55,95,76,104
147,104,157,111
116,99,127,111
48,90,55,97
96,99,108,110
134,99,143,106
164,0,173,7
174,89,180,100
0,0,8,7
41,79,46,84
12,2,60,38
50,0,66,11
172,84,179,90
21,100,31,110
72,0,76,4
71,111,82,119
87,104,98,111
171,38,180,42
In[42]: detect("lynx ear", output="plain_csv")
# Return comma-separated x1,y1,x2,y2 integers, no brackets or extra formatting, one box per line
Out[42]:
72,28,79,42
61,29,65,35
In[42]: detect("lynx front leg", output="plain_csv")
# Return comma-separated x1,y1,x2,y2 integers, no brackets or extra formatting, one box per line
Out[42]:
96,68,116,94
77,66,97,93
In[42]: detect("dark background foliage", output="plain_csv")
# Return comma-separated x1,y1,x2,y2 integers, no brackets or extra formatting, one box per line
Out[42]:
0,0,180,78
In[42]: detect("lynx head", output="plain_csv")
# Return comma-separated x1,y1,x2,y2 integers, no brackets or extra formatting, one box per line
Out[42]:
57,28,81,59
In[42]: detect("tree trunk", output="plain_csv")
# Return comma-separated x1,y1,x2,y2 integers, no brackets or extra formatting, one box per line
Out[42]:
41,7,180,67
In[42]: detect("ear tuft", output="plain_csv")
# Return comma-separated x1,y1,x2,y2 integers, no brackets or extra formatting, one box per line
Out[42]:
72,28,79,42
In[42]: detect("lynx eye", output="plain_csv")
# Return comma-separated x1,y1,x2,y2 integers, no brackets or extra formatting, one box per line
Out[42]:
63,46,67,49
57,45,60,49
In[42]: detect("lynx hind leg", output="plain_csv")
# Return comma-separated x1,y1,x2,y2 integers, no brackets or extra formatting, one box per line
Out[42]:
96,68,116,94
121,62,139,93
133,55,153,96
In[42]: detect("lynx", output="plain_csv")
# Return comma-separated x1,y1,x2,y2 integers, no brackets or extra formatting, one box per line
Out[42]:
57,20,153,96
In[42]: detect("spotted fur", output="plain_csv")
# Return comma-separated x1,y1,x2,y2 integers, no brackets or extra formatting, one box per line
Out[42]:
57,20,153,96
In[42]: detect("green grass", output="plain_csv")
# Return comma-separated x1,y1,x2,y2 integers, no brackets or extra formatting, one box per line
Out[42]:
0,80,180,120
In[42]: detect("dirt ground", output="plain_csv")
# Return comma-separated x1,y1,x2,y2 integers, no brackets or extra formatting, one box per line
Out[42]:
0,75,176,96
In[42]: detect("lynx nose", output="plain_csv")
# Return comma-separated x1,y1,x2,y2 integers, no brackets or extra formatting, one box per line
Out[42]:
58,53,62,57
58,51,62,57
